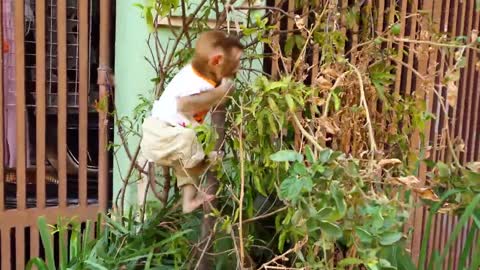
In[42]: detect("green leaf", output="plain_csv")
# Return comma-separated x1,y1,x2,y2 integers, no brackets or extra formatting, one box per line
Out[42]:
339,257,364,267
284,36,295,56
312,164,325,173
267,97,280,113
379,232,403,246
270,150,303,162
356,227,373,244
391,23,401,35
332,92,341,111
436,162,450,178
285,94,296,111
254,175,268,197
294,35,305,49
331,184,346,217
305,145,315,163
267,113,278,135
318,221,343,239
85,260,109,270
278,230,287,252
266,81,289,91
319,149,333,163
293,162,308,175
37,216,56,270
25,258,48,270
279,177,313,201
477,0,480,11
317,207,334,220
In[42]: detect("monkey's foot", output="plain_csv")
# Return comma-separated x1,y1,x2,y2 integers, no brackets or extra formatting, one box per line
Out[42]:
182,192,215,213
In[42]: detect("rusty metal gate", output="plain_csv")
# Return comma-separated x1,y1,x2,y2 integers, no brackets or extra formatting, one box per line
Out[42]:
0,0,113,269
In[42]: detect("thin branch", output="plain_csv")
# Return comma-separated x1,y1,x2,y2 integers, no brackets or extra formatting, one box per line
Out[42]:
238,103,246,267
347,62,378,156
291,112,324,152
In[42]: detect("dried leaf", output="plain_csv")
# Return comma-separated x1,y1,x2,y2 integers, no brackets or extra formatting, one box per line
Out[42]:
467,162,480,173
446,81,458,107
317,76,333,90
294,15,305,30
395,176,421,187
318,117,340,134
437,203,458,214
311,97,325,106
378,158,402,167
322,68,341,78
471,29,478,43
413,187,440,202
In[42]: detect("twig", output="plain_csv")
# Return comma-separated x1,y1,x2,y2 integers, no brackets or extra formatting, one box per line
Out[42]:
347,62,378,156
235,206,288,226
290,112,324,152
258,237,308,270
238,102,246,267
194,233,213,270
385,37,480,52
322,71,351,117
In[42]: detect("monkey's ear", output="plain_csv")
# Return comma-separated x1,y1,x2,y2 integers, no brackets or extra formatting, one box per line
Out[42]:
209,53,224,66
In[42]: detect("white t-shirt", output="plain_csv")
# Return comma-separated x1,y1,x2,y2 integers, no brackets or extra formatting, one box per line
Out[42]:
151,64,217,127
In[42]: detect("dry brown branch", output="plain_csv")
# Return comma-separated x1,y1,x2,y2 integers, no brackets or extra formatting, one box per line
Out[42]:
258,237,308,270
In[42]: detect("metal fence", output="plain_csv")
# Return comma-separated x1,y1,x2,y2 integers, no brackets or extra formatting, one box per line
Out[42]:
264,0,479,269
0,0,112,269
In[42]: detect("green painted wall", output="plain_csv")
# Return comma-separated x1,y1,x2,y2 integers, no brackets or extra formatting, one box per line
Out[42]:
114,1,264,210
114,0,159,209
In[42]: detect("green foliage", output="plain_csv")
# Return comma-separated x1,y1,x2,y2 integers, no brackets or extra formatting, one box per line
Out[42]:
27,203,200,269
89,0,480,269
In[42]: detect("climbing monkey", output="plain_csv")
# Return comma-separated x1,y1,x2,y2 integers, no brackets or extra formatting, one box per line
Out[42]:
139,30,244,213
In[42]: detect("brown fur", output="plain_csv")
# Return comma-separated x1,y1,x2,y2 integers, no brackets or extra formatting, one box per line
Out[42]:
191,30,244,84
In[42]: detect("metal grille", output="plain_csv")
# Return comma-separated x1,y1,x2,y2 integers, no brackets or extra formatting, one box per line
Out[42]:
23,0,98,110
0,0,112,269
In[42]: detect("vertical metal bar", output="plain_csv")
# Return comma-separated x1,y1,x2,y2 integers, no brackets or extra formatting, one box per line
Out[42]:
30,226,39,263
443,0,459,164
0,0,5,212
350,0,359,64
15,227,24,270
57,0,67,207
15,0,27,211
1,229,11,270
462,5,479,163
375,0,385,35
36,0,47,209
393,0,408,95
78,0,89,207
285,0,294,72
452,0,470,163
271,0,281,79
404,0,418,96
410,0,440,260
470,17,480,161
98,0,112,211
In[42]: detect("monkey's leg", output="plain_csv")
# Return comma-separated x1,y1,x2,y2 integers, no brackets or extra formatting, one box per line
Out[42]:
174,164,215,213
184,151,224,176
181,184,214,213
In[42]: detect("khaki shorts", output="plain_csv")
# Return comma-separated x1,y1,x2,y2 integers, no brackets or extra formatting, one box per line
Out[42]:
139,116,205,187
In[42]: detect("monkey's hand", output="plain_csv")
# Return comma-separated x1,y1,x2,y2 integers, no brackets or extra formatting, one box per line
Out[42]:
217,78,235,105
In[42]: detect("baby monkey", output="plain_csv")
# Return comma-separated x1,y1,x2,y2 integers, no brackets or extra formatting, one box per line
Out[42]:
139,30,244,213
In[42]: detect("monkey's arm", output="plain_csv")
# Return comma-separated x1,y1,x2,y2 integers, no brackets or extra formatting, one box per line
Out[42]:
177,81,233,114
